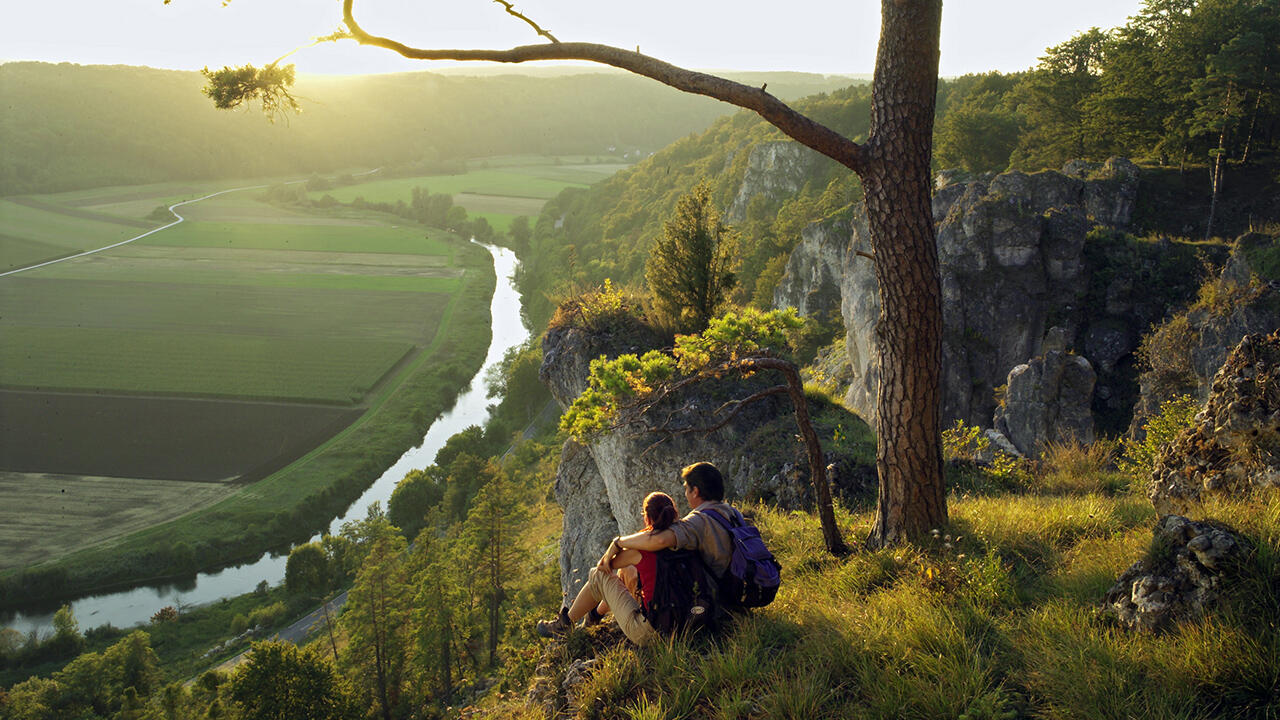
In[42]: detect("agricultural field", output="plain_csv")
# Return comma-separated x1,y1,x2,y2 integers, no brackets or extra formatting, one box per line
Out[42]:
0,471,239,572
0,180,489,575
312,159,628,202
0,198,152,271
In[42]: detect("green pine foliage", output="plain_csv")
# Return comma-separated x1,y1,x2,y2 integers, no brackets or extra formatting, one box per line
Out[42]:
644,182,739,333
561,308,804,440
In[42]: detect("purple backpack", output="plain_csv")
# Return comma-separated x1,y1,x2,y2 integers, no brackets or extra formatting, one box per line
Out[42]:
697,507,782,608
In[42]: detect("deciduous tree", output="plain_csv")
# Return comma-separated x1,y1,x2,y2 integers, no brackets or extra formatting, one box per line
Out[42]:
230,641,354,720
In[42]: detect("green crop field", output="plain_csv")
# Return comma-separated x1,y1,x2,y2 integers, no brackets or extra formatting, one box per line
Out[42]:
140,221,455,255
316,169,587,204
40,263,462,293
0,200,143,270
0,326,413,403
0,276,452,344
0,175,503,604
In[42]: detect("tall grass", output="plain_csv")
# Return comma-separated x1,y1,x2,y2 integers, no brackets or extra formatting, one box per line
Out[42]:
473,444,1278,720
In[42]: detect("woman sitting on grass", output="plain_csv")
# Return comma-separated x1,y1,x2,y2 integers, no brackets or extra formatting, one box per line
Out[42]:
537,491,678,646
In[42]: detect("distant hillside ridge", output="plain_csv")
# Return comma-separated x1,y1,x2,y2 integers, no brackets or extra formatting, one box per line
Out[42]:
0,62,861,196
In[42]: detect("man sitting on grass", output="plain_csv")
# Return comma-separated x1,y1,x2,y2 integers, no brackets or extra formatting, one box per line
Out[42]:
536,462,737,644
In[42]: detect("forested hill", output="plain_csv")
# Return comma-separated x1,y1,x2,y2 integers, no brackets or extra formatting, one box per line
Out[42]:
0,62,860,196
515,84,873,326
516,0,1280,327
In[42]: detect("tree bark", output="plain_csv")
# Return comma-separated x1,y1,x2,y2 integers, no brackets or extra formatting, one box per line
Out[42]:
1206,84,1234,241
862,0,948,547
743,358,848,555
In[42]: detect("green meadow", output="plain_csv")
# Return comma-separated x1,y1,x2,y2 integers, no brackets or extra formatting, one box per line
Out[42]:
0,199,145,271
0,326,413,403
140,221,455,255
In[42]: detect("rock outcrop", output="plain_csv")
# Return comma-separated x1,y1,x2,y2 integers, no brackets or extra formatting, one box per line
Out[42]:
811,158,1140,429
1131,234,1280,432
726,141,827,223
553,442,618,602
1148,331,1280,516
1103,515,1248,632
540,314,848,600
773,216,851,322
994,351,1097,456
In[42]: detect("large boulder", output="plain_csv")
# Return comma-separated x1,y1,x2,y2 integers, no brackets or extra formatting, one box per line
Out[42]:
1148,331,1280,516
994,351,1097,457
824,160,1137,429
1103,515,1248,632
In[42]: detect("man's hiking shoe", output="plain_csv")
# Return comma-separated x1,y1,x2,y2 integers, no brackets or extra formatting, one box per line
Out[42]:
583,608,605,627
536,613,571,638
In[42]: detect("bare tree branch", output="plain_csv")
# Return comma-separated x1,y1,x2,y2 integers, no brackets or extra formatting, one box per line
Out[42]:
340,0,865,172
490,0,558,43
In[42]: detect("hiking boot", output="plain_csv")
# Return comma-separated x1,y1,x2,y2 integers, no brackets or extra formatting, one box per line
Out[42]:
536,609,571,638
583,608,605,627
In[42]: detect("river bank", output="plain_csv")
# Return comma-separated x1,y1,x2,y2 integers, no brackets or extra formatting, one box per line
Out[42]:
0,239,515,629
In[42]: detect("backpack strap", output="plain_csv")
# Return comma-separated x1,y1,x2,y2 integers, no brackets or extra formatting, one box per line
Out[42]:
694,506,742,530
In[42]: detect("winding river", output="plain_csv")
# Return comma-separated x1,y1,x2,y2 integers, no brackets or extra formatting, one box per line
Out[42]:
2,243,527,636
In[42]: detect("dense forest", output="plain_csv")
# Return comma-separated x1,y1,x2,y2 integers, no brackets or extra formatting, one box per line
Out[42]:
0,63,858,196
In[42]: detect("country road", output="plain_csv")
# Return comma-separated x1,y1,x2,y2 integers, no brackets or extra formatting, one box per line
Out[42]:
0,169,380,279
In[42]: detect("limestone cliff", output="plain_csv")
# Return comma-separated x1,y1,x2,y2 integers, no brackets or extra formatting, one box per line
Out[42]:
726,141,827,224
540,314,867,601
775,158,1141,430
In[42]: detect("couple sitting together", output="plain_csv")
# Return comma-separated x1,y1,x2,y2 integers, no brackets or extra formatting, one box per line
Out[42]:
536,461,742,646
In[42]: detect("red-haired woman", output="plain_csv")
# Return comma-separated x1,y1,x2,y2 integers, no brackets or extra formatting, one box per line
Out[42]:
536,491,677,646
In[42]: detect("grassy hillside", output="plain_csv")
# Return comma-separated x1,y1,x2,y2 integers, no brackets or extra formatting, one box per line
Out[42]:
477,448,1279,720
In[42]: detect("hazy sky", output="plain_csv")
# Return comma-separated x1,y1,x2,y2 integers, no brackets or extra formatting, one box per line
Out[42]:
5,0,1145,77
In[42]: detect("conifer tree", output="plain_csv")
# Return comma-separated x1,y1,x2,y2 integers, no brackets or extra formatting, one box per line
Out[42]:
644,182,739,332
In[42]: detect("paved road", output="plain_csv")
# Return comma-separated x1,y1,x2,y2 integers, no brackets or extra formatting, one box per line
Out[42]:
1,168,381,279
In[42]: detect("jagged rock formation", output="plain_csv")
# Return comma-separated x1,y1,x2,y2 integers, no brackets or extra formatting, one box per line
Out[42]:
775,157,1139,429
1103,515,1248,632
773,216,851,322
552,442,617,603
540,316,826,600
994,351,1097,457
726,141,826,223
1131,234,1280,433
1148,331,1280,516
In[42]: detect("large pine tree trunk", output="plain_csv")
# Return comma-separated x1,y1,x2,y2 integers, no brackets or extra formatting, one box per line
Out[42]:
863,0,948,547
